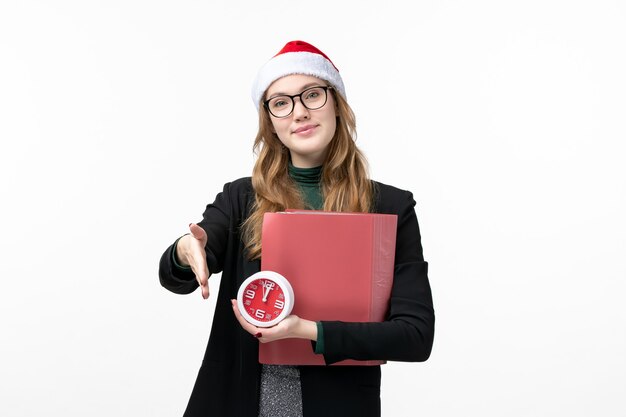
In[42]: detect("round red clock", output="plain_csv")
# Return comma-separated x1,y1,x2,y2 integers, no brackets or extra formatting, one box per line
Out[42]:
237,271,295,328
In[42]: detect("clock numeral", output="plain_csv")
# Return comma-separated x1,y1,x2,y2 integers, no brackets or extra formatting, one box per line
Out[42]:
264,281,276,290
255,309,266,319
244,289,255,299
274,299,284,310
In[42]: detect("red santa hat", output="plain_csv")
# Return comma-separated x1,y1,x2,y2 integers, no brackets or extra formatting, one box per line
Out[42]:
251,40,347,110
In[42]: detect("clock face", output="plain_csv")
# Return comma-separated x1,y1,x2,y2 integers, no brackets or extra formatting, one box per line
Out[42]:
237,271,294,328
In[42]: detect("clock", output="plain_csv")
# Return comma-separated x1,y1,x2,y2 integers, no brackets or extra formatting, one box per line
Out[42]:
236,271,295,328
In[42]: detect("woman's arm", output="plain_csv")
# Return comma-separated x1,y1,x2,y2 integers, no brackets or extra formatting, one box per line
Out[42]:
318,190,435,364
158,181,239,297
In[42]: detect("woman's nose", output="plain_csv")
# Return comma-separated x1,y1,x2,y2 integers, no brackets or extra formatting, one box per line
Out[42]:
292,98,310,120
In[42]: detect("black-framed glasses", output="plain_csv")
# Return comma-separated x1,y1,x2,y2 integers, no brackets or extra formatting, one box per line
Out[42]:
263,86,332,118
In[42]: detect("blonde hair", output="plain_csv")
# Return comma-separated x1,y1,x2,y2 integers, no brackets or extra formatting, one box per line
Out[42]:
242,89,373,260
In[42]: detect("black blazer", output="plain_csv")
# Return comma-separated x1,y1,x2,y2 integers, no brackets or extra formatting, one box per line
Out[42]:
159,178,435,417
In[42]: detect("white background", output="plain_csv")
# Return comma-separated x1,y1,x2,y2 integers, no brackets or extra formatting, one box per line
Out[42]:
1,1,625,416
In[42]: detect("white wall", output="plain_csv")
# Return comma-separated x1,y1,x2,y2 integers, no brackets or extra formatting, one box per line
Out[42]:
1,1,624,416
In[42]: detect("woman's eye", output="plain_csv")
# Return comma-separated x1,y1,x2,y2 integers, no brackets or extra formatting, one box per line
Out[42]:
272,99,287,108
305,91,320,100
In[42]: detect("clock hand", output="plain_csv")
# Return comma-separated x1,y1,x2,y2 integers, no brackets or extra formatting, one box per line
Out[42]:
263,281,275,303
262,281,269,302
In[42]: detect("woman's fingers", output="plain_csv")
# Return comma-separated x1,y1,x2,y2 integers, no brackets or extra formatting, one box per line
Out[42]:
230,300,300,342
231,300,260,335
196,271,209,299
191,251,209,299
187,223,210,299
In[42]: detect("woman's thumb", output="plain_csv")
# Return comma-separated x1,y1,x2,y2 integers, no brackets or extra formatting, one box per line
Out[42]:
189,223,207,242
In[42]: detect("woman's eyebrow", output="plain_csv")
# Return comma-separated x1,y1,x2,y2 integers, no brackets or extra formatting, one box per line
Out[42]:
268,83,324,98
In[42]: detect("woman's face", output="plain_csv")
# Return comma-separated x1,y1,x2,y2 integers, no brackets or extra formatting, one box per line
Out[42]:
265,74,337,168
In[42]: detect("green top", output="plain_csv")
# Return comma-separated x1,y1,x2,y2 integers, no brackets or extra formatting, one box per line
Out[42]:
288,163,323,210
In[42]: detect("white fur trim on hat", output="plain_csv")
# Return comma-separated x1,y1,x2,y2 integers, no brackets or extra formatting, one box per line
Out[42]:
251,51,346,110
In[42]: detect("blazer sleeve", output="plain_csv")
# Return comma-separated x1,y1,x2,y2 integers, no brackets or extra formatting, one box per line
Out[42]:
158,181,236,295
319,190,435,364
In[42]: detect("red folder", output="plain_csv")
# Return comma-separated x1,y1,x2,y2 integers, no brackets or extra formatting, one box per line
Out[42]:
259,210,398,366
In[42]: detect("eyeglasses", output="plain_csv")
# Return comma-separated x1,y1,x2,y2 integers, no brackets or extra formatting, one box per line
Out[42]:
263,86,332,118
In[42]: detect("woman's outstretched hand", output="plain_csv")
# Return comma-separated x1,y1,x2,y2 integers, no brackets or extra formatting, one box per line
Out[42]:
176,223,210,299
230,299,318,343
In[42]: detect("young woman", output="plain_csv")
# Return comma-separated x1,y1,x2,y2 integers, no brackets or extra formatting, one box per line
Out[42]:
159,40,435,417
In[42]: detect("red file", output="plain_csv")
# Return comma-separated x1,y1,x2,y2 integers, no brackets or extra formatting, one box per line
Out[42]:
259,210,398,366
